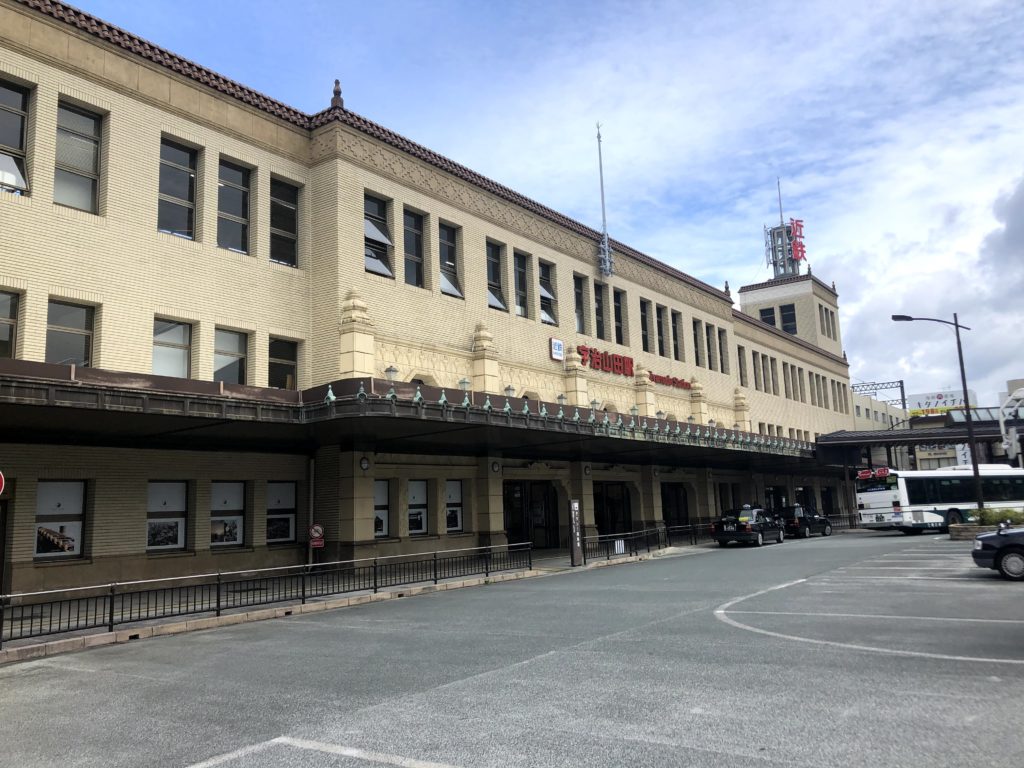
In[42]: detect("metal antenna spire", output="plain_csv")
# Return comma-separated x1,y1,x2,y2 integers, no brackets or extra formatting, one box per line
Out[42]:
596,123,614,277
777,176,785,227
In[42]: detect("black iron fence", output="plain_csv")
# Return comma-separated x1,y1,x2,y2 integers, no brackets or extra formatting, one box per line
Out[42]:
0,543,532,649
581,523,718,563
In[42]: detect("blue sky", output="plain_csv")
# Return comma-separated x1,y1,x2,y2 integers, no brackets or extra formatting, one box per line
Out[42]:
76,0,1024,406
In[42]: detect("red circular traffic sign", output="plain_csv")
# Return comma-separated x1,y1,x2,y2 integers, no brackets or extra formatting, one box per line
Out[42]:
309,523,324,539
0,469,5,496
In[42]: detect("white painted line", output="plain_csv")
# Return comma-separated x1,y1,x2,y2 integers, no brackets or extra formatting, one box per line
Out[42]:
725,610,1024,625
273,736,465,768
713,582,1024,664
185,740,278,768
842,566,970,570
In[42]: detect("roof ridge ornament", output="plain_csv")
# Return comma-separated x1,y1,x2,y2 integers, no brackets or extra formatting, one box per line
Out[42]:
331,79,344,109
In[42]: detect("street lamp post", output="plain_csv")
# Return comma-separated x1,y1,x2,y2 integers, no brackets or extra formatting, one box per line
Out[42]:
892,313,984,512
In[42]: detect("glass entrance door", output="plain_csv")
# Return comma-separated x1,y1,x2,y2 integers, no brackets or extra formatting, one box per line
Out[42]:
503,481,560,548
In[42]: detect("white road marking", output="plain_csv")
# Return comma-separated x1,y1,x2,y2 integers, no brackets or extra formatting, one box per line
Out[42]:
714,582,1024,664
272,736,465,767
725,610,1024,625
184,740,277,768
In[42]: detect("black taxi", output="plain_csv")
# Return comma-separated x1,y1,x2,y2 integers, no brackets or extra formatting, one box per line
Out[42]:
711,505,785,547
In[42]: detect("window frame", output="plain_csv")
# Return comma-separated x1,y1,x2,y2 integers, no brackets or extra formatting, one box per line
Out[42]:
486,241,507,311
513,251,529,317
403,208,424,288
656,305,667,357
54,101,102,213
438,222,462,298
216,159,250,254
213,327,248,385
35,480,87,559
146,481,188,551
613,289,625,345
364,193,394,278
269,178,299,267
266,481,297,544
594,282,607,340
0,78,30,194
760,307,776,327
445,480,464,533
268,337,298,390
46,299,94,367
210,481,246,548
407,479,428,536
0,290,19,359
374,479,391,538
152,318,192,379
538,261,557,326
157,138,197,239
779,303,797,335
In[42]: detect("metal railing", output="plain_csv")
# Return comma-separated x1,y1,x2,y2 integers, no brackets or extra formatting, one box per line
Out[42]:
0,543,532,648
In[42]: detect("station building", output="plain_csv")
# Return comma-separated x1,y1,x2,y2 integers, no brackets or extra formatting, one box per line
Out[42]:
1,0,870,594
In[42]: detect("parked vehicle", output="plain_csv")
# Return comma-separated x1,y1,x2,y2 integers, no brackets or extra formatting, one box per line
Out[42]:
972,521,1024,580
775,504,833,538
712,505,784,547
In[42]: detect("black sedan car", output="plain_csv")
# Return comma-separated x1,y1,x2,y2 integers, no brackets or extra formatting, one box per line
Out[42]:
776,504,833,538
972,522,1024,580
712,505,784,547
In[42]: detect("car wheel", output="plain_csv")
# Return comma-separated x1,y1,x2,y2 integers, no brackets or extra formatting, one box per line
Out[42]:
755,532,764,547
802,526,810,539
718,540,728,548
776,529,784,544
822,524,832,537
997,548,1024,581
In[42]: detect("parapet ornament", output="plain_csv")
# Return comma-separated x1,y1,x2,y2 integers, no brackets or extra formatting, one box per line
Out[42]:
472,322,496,354
340,290,374,329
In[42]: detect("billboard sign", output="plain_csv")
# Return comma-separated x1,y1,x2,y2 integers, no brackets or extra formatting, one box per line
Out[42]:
907,389,975,418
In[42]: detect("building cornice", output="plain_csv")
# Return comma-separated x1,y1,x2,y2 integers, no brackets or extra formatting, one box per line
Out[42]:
731,309,848,368
737,272,838,298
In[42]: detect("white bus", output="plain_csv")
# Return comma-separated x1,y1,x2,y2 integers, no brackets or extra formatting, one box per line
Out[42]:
855,464,1024,534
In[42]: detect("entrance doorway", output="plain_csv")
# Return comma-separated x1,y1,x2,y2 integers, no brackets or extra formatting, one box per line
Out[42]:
503,481,560,548
821,487,835,515
764,485,788,512
593,482,632,535
661,483,690,526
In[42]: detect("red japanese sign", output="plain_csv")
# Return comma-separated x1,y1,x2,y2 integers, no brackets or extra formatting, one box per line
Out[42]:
577,345,633,377
648,373,692,390
789,218,806,261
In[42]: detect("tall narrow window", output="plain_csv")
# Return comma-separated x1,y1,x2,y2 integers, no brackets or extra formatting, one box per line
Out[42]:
487,242,506,310
152,318,191,378
210,481,245,547
269,179,298,266
266,481,297,543
770,358,779,395
639,299,651,352
514,252,529,317
147,481,187,551
656,305,667,357
717,328,729,373
268,338,298,389
158,139,196,238
705,323,717,371
783,362,792,399
46,300,93,367
613,290,625,344
364,194,393,277
445,480,463,532
217,160,249,253
54,103,101,213
439,223,462,298
828,309,837,340
0,291,18,359
0,79,30,194
692,319,704,367
214,328,247,384
539,262,557,325
403,209,424,287
574,275,586,333
408,480,428,535
374,480,390,538
752,351,762,391
780,303,797,335
671,311,683,361
35,481,86,559
594,283,607,340
760,307,776,327
737,345,747,387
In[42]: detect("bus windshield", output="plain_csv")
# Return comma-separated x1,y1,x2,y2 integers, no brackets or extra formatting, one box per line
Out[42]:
856,476,898,493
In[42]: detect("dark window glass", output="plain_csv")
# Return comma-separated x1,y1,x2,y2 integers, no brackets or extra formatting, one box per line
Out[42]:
439,223,461,298
574,276,585,333
54,103,101,213
487,242,506,311
217,160,249,253
214,328,247,384
0,291,18,359
780,304,797,334
270,234,296,265
639,299,650,352
268,338,298,389
760,307,776,327
270,179,299,266
692,319,704,367
656,306,666,356
514,252,528,317
539,262,557,325
613,290,624,344
0,79,29,194
404,210,424,288
594,283,606,340
671,311,682,361
158,139,196,239
364,194,393,277
152,319,191,378
46,301,93,367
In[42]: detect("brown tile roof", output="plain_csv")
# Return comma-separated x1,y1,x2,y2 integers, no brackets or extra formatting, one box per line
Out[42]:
19,0,731,303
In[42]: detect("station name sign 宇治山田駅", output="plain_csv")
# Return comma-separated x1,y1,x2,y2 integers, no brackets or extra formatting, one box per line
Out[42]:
576,345,691,390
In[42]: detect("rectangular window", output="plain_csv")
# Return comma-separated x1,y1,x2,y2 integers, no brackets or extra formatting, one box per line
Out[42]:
403,209,424,288
374,480,390,538
268,338,298,389
717,328,729,374
514,252,529,317
856,405,861,417
486,241,506,311
0,79,30,194
210,481,245,547
760,307,776,327
214,328,247,384
692,319,704,367
819,305,827,335
147,481,187,551
217,160,250,253
152,318,191,378
364,194,393,277
770,358,779,395
266,481,297,543
0,291,18,359
762,356,771,396
780,304,797,335
269,178,298,266
613,289,625,344
671,311,683,361
737,345,747,387
54,102,101,213
46,300,93,367
752,351,762,391
445,480,463,532
798,368,806,402
539,262,557,325
783,362,792,399
573,275,586,333
705,323,717,371
594,283,607,340
439,223,462,298
828,309,837,340
408,479,428,535
158,139,196,239
831,380,838,411
656,305,667,357
639,299,651,352
35,481,86,558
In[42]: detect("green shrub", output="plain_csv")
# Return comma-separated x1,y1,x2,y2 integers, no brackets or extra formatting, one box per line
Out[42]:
976,508,1024,526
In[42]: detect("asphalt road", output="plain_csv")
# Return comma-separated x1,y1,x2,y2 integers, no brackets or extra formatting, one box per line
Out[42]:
2,532,1022,768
